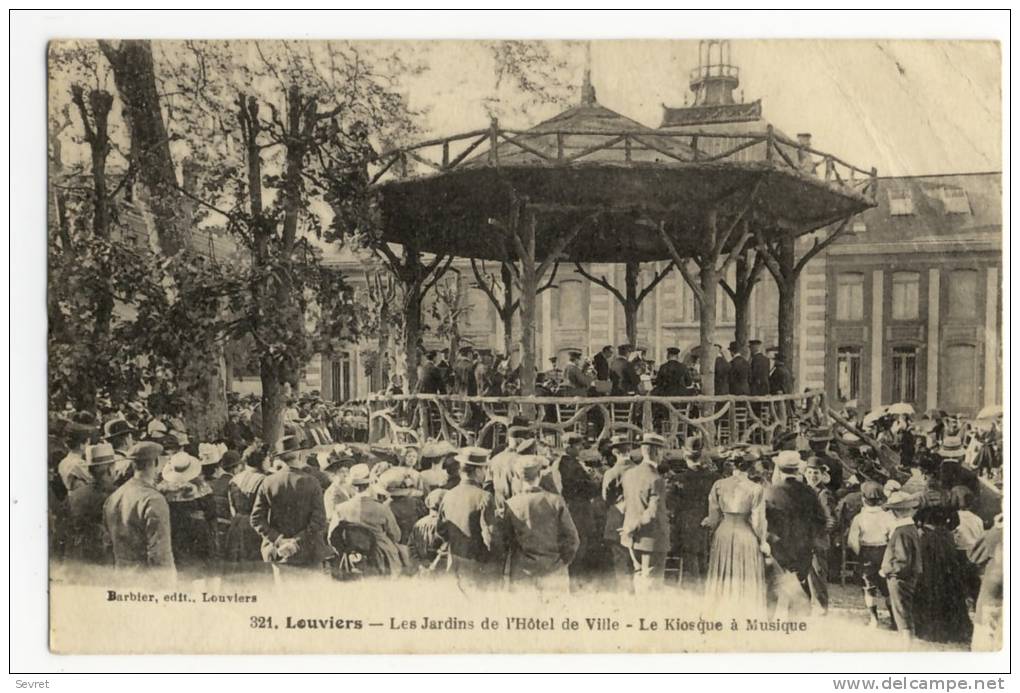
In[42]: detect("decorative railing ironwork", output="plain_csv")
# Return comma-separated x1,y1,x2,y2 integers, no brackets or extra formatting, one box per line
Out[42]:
363,390,828,450
370,123,878,202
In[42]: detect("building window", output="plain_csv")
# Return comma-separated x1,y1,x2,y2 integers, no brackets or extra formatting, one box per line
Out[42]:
891,271,920,320
558,280,584,328
836,272,864,321
836,346,861,402
851,220,867,234
889,189,914,215
947,268,978,319
891,346,918,403
940,186,971,215
331,352,353,403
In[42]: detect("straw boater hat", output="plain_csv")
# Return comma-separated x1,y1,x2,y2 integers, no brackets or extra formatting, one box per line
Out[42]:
162,451,203,485
455,447,490,467
85,442,117,467
421,440,457,460
884,490,920,511
640,432,666,448
774,450,803,473
348,463,372,488
608,434,632,450
937,435,966,459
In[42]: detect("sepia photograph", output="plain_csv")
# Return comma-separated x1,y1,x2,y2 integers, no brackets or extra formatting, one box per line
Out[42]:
23,11,1007,671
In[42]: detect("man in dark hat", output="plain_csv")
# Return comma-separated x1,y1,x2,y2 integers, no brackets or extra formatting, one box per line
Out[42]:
767,347,793,395
653,347,690,397
621,433,670,592
748,339,770,397
558,433,599,585
670,436,720,586
453,345,478,396
727,341,751,396
103,418,138,487
593,345,613,382
502,454,580,592
609,344,640,396
765,451,827,617
102,441,175,582
66,442,118,564
417,350,446,395
489,417,532,510
803,457,837,615
714,344,731,397
600,434,637,589
250,435,331,571
561,350,591,397
436,447,503,588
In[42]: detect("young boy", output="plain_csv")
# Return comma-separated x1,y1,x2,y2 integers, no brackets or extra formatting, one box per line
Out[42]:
880,490,923,645
847,481,895,627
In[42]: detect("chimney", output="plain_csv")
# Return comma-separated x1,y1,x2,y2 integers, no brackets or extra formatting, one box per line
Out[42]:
796,133,813,170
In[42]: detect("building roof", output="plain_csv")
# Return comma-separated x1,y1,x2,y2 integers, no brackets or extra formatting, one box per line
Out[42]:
829,172,1001,254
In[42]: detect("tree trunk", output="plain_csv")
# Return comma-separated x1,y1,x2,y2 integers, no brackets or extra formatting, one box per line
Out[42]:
403,288,423,393
778,280,797,391
624,261,639,347
501,263,515,357
260,358,286,447
733,290,751,355
777,237,798,385
99,39,189,255
519,269,538,396
699,265,718,397
101,39,226,437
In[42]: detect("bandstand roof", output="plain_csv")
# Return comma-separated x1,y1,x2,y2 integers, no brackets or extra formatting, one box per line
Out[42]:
370,88,877,264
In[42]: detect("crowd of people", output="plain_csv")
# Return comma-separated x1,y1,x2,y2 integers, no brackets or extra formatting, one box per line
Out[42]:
48,388,1003,651
400,339,793,399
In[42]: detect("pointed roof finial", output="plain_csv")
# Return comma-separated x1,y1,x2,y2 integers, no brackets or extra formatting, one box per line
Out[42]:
581,41,597,105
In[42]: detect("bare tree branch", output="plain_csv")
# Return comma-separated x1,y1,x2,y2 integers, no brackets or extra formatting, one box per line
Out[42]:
636,262,675,303
573,262,625,305
657,221,704,301
794,216,853,275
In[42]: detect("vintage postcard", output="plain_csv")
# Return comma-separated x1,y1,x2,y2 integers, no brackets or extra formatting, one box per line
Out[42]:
46,37,1002,655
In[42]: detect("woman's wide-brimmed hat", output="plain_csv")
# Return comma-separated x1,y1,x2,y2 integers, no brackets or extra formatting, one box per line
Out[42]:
884,490,920,510
161,451,203,485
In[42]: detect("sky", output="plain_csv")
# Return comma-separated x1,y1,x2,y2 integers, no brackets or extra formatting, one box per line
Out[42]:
399,39,1001,178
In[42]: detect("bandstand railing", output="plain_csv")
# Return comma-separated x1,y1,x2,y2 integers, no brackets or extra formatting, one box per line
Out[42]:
364,390,828,450
370,123,878,203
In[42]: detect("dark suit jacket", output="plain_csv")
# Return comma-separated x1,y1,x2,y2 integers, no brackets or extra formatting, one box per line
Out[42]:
769,364,793,395
593,353,610,381
417,363,446,394
250,467,330,566
437,478,501,564
453,357,477,396
728,355,751,395
714,356,731,395
654,360,690,396
750,352,771,395
765,477,826,579
609,356,640,395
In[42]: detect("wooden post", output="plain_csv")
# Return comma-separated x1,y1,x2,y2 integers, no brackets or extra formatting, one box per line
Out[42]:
556,132,564,161
699,209,719,398
765,125,774,163
442,141,449,168
518,212,539,396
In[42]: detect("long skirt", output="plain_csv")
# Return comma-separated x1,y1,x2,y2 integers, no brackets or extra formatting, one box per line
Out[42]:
705,514,766,615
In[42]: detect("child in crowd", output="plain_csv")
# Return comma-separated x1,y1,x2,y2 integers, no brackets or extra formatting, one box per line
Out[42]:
846,480,895,628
